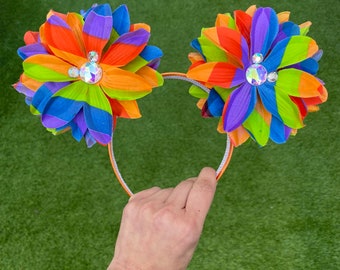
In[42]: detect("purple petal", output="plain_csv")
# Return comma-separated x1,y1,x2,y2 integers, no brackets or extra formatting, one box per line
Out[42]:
224,83,257,132
250,7,279,57
13,82,35,98
17,43,48,60
83,4,113,41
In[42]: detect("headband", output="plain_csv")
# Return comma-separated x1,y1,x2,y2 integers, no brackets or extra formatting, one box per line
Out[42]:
13,3,328,196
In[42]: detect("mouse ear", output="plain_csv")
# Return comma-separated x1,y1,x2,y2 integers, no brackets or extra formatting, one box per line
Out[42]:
14,3,163,148
186,5,327,147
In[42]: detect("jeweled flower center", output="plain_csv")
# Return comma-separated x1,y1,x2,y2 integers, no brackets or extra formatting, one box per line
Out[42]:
68,51,103,84
246,64,268,86
79,62,102,84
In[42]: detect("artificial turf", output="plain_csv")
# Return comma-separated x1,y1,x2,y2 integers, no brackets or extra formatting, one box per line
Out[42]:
0,0,339,269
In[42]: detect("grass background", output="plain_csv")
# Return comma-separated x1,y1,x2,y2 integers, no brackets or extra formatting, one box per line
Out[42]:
0,0,339,269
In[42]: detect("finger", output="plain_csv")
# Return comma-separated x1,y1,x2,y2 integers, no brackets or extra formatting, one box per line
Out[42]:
185,167,217,221
165,178,195,208
129,186,161,202
143,187,174,203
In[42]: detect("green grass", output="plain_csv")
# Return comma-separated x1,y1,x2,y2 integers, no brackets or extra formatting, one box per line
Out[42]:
0,0,339,269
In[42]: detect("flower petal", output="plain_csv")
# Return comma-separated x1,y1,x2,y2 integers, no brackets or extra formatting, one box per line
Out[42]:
203,89,225,117
18,43,48,60
23,54,72,82
101,29,150,66
112,4,130,36
243,100,271,146
203,27,249,67
215,13,236,29
83,86,113,145
42,82,86,128
270,116,292,144
250,7,279,57
264,36,319,71
223,83,256,132
83,4,113,56
42,14,85,58
136,66,163,88
101,67,152,100
109,99,141,119
272,21,300,47
234,9,252,45
275,68,325,98
259,83,304,129
123,45,163,72
227,125,250,146
31,82,70,115
23,31,39,45
196,34,228,63
187,62,244,88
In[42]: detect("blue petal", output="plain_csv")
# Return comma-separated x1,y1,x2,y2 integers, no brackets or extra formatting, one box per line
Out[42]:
84,104,112,145
258,83,281,121
112,4,131,36
205,89,224,117
140,45,163,62
270,116,291,144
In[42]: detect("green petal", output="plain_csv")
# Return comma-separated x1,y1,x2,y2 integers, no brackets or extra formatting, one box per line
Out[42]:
189,85,208,99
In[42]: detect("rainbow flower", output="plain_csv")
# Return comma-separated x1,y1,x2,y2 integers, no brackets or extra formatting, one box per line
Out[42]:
187,6,327,146
14,4,163,147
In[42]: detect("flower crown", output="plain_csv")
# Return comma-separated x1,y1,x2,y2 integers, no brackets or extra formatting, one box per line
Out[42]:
14,3,328,195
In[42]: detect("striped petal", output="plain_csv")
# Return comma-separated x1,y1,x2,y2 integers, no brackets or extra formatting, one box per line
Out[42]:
234,10,252,46
259,82,303,129
101,29,150,66
83,4,112,56
23,31,39,45
42,15,85,59
223,83,256,132
270,116,292,144
31,82,70,115
227,125,250,146
275,68,325,98
60,109,87,142
250,7,279,57
83,85,113,145
101,67,152,100
23,54,72,82
289,57,319,75
187,62,244,88
18,43,48,60
112,4,130,36
272,22,300,47
123,45,163,72
197,35,228,63
215,13,236,29
264,36,319,71
202,89,225,117
42,82,86,128
243,100,271,146
136,66,163,88
203,27,249,67
109,99,141,119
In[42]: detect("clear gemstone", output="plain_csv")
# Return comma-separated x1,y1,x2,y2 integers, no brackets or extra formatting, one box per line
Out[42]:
267,72,278,82
246,64,267,86
252,53,264,64
88,51,99,62
68,66,79,78
79,62,102,84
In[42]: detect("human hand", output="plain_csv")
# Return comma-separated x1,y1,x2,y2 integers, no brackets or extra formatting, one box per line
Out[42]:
107,167,217,270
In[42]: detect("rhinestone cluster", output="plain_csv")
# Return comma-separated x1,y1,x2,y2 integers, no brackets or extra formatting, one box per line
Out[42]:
245,53,278,86
68,51,103,84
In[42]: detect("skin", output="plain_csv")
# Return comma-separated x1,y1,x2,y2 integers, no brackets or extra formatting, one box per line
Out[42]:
108,167,217,270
